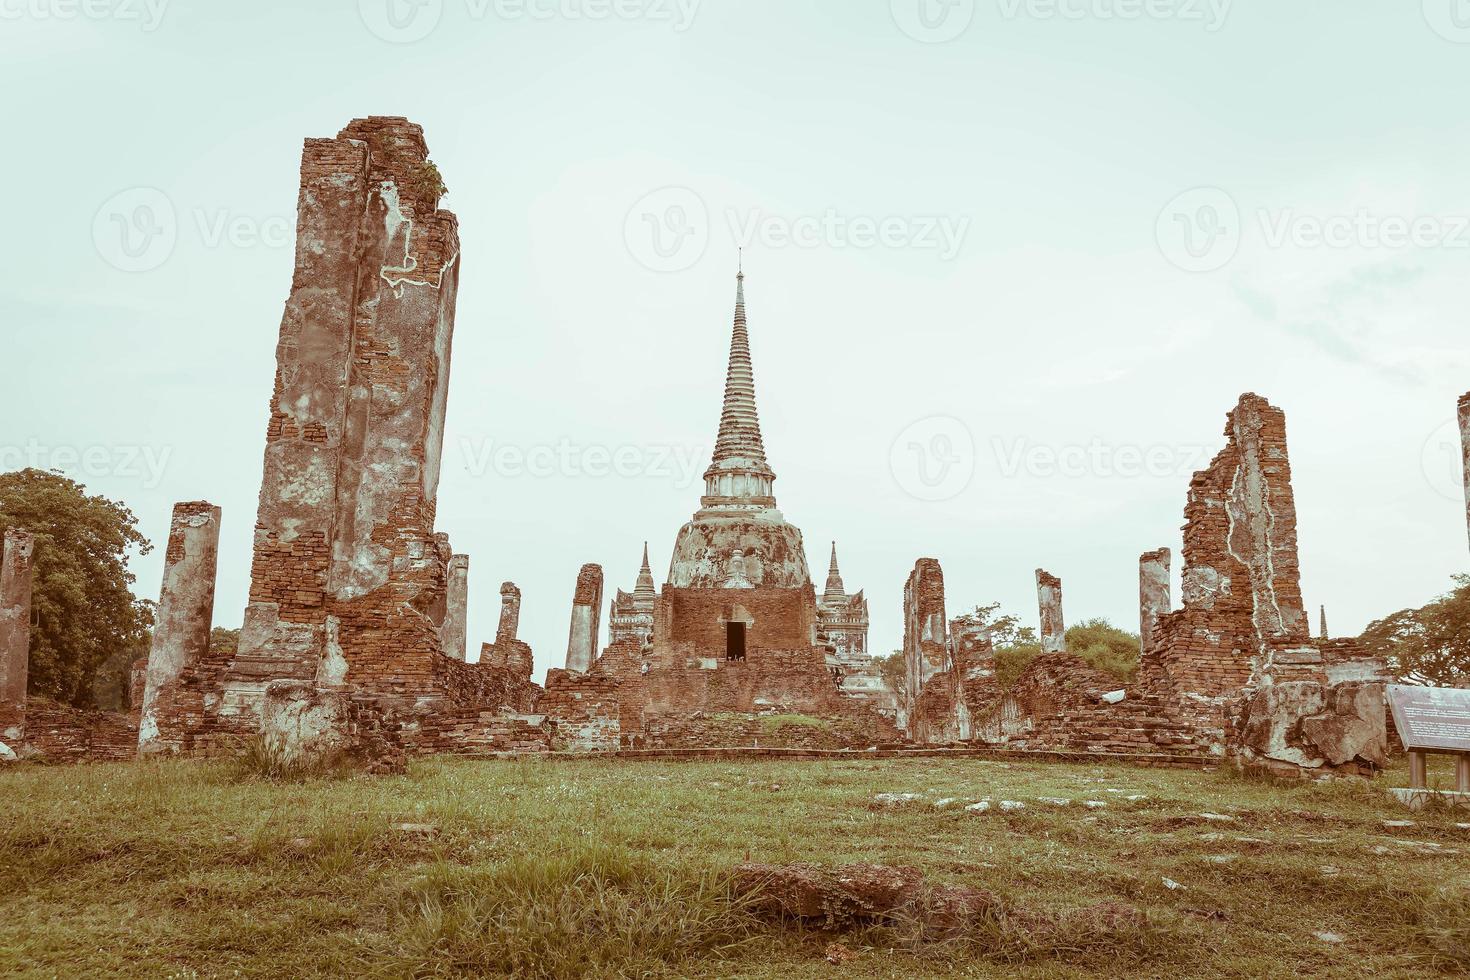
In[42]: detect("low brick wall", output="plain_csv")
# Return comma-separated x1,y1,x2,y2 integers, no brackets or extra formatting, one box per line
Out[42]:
21,698,137,762
642,713,891,751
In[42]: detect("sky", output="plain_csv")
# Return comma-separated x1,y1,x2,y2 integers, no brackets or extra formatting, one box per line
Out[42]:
3,0,1469,682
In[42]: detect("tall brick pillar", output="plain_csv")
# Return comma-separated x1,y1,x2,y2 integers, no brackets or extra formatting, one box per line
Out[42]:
0,529,36,744
497,582,521,641
139,502,222,754
564,564,604,672
442,554,469,661
1459,391,1469,552
1138,548,1171,655
1036,569,1066,654
218,116,461,728
902,558,947,728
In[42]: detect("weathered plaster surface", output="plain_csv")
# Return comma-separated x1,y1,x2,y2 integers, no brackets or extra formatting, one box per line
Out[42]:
0,529,36,742
1138,548,1171,655
1035,569,1066,654
139,502,222,754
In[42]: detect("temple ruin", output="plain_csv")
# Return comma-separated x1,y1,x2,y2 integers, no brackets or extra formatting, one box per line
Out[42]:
906,393,1392,776
0,117,1421,780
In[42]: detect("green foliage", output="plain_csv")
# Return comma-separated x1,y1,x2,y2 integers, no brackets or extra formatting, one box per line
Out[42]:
91,630,151,711
876,650,907,704
1066,617,1142,684
0,469,152,707
1360,574,1470,687
955,601,1037,648
408,159,448,204
209,626,239,659
994,643,1042,689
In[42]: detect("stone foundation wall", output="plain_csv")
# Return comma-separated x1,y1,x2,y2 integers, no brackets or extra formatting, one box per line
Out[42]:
643,713,891,751
21,698,138,763
978,653,1216,757
540,669,621,751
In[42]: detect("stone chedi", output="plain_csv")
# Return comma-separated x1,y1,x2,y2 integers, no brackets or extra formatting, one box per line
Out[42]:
666,273,811,591
607,544,657,647
540,272,898,751
816,543,870,667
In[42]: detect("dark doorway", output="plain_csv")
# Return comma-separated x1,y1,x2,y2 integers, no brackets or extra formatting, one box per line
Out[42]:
726,621,746,661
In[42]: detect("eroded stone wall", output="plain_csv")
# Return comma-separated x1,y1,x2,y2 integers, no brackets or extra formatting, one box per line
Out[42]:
215,116,463,737
442,554,469,661
902,559,946,729
0,528,35,744
1138,548,1170,655
139,501,221,754
1035,569,1065,654
564,563,604,672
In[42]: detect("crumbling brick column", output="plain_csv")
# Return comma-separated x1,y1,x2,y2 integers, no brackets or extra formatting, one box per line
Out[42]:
564,564,604,672
1138,548,1171,655
1459,391,1469,552
1147,393,1388,775
902,558,947,727
441,554,469,661
0,529,36,744
497,582,521,641
129,658,147,718
217,116,462,728
1035,569,1066,654
139,502,222,754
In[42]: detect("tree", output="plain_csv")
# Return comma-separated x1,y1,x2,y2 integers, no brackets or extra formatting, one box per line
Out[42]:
1066,617,1141,684
952,602,1042,688
1360,575,1470,688
0,469,153,707
876,650,908,707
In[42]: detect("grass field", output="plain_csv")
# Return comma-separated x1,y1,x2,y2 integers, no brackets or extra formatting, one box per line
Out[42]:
0,753,1466,978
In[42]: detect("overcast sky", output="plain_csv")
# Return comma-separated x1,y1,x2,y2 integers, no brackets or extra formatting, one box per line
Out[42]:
4,1,1469,680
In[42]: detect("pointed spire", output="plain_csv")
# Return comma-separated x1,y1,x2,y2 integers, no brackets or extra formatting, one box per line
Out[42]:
702,269,776,503
1319,604,1328,640
824,541,846,599
634,541,656,606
